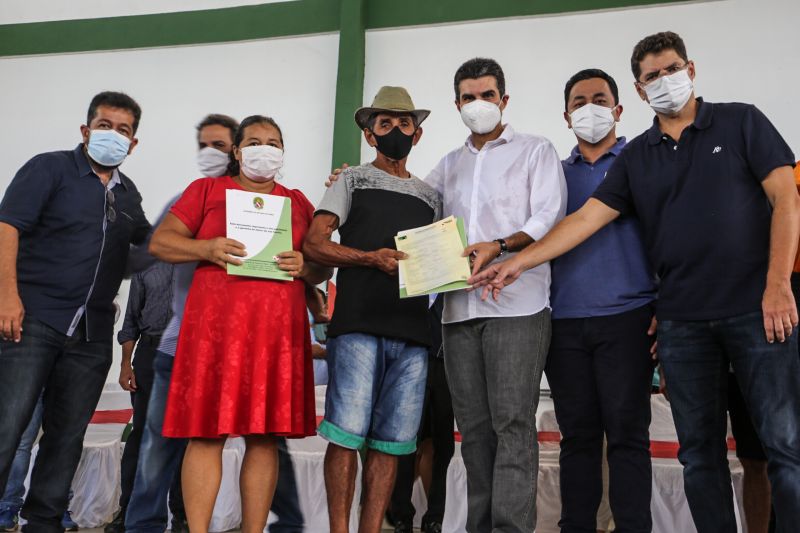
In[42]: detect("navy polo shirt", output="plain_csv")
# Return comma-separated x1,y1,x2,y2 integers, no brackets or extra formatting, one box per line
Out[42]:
551,138,656,319
593,98,796,320
0,144,151,340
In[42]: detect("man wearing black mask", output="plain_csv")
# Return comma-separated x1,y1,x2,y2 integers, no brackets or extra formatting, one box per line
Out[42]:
304,86,442,533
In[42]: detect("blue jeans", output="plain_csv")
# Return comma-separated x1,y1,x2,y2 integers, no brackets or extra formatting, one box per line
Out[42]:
0,317,111,533
0,397,44,512
125,352,187,533
658,311,800,533
269,438,304,532
319,333,428,456
118,339,157,512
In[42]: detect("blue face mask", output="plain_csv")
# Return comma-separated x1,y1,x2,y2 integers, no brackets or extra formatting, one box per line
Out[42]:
87,129,131,167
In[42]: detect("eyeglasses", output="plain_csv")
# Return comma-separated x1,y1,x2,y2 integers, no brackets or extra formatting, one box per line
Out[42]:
638,62,689,87
105,188,116,223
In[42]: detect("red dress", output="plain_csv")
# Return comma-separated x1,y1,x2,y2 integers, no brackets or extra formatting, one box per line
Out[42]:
163,176,316,438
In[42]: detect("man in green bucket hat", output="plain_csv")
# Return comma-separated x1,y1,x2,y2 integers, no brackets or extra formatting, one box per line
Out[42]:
304,86,442,533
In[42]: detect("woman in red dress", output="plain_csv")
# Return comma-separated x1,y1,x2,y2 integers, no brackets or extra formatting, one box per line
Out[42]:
150,115,330,533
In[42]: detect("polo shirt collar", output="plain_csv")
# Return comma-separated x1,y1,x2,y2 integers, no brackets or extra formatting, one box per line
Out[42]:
566,136,627,164
693,97,713,130
465,124,515,153
646,97,711,145
73,143,128,190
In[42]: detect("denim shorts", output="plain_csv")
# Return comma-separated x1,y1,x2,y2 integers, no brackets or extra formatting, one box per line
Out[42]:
318,333,428,455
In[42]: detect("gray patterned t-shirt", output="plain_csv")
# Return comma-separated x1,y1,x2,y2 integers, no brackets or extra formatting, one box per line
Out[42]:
316,163,442,346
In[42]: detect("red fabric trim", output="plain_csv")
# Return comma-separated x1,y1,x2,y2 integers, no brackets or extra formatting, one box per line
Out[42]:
90,409,133,424
278,415,739,460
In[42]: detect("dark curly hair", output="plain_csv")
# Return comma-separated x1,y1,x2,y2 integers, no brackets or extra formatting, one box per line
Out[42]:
87,91,142,133
630,31,688,81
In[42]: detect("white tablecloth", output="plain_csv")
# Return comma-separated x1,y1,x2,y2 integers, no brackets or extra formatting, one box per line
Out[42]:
40,386,748,531
23,424,125,528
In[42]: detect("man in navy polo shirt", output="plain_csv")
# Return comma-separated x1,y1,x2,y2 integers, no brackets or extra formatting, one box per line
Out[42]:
471,31,800,533
548,68,657,533
0,91,150,533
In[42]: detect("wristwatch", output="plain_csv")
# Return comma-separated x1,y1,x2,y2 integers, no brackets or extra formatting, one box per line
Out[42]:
493,238,508,257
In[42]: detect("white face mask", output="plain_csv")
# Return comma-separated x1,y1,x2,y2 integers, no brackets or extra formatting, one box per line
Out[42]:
196,147,230,177
570,103,617,144
240,145,283,182
644,69,694,116
459,99,502,134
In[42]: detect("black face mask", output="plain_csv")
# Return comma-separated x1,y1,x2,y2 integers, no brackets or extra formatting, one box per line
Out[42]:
372,127,414,161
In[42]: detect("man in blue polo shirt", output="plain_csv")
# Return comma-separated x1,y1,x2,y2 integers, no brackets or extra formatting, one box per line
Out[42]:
470,31,800,533
548,68,657,533
0,91,151,533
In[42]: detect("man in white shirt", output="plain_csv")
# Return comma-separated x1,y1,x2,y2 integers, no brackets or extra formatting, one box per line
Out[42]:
427,57,566,533
326,59,566,533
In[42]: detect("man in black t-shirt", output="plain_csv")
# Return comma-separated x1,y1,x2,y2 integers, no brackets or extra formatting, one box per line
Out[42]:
470,32,800,533
304,86,441,533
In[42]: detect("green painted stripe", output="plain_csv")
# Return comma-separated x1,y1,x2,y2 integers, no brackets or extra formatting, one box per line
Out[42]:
0,0,694,176
366,0,693,29
330,0,366,169
1,0,693,57
0,0,339,56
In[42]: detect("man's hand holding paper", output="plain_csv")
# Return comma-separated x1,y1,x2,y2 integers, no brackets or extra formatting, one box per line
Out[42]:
394,216,471,297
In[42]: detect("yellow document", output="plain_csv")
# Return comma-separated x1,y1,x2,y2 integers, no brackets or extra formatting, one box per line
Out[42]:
395,216,471,297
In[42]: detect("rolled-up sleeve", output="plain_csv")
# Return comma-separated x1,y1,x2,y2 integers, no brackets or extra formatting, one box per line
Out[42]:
117,273,144,344
0,155,58,232
520,141,567,241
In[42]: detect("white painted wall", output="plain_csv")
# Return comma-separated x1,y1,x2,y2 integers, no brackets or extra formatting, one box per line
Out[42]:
0,0,294,25
362,0,800,175
0,33,339,219
1,0,798,384
0,33,338,381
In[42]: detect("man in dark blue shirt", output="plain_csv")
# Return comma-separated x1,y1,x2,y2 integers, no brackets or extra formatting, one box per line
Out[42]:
471,32,800,533
109,260,174,533
0,91,150,533
547,69,657,533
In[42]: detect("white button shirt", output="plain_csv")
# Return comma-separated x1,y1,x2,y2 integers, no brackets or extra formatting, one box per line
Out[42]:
425,125,567,324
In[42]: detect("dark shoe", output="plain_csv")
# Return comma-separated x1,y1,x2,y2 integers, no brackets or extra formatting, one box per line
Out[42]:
0,507,19,532
103,508,125,533
422,521,443,533
61,510,79,531
393,520,413,533
170,513,189,533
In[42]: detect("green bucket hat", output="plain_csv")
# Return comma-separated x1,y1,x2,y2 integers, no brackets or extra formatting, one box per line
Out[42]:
354,86,431,130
